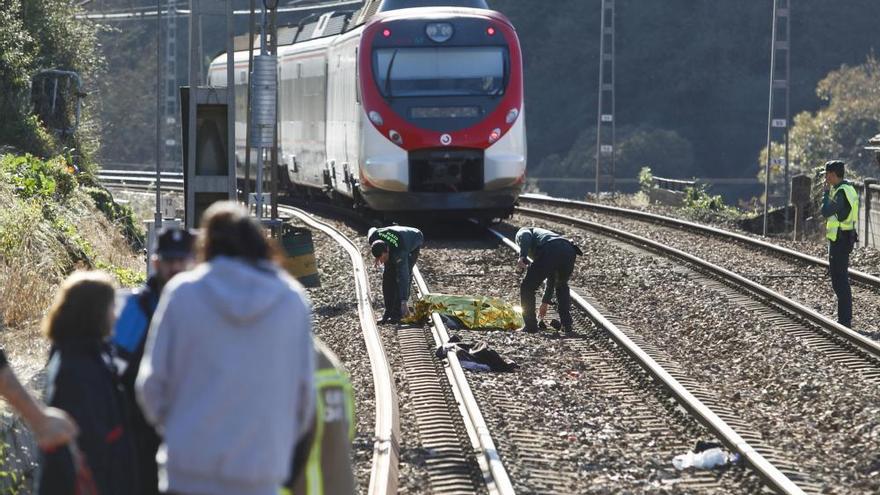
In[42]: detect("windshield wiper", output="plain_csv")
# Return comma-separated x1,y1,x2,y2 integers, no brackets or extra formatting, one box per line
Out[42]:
384,49,399,101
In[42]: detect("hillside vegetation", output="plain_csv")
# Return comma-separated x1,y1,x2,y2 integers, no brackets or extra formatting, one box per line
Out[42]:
0,153,143,358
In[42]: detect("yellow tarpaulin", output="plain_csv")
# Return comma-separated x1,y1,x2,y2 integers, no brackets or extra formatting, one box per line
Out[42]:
403,293,524,330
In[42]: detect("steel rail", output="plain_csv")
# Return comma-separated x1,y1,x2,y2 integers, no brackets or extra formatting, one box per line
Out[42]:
280,205,400,495
411,266,516,495
101,169,183,178
520,193,880,288
487,226,805,495
516,205,880,361
99,170,184,192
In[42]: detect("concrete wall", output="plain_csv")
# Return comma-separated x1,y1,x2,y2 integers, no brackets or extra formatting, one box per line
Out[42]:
857,182,880,249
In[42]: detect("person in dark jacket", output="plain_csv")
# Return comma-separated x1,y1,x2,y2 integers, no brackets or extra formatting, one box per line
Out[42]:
39,271,138,495
368,226,424,324
515,227,582,334
113,227,195,495
820,160,859,327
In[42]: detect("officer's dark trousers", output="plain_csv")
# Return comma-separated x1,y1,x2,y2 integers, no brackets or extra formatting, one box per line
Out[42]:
521,240,577,330
382,248,419,319
829,234,853,328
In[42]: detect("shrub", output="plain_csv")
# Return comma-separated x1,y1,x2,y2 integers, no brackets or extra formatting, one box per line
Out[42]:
638,166,654,194
681,184,743,224
0,153,76,201
83,187,144,250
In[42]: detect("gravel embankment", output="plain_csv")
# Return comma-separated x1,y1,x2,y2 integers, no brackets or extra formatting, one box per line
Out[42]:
508,213,880,493
412,229,760,493
526,203,880,340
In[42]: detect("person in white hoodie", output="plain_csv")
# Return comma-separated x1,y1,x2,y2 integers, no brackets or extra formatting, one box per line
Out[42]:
136,201,315,495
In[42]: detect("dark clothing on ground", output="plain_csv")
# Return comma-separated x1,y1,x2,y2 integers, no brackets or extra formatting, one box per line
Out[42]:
39,339,138,495
0,348,6,370
368,226,424,318
113,276,162,494
829,230,854,327
520,235,578,331
821,183,853,221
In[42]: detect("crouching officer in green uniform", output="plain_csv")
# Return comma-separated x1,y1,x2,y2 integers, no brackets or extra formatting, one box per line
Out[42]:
282,339,356,495
368,226,424,324
821,160,859,328
515,226,582,334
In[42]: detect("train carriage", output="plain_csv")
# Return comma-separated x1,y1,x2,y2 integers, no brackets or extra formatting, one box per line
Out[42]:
208,0,526,219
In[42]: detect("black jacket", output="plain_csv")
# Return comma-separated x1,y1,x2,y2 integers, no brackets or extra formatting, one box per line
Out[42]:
113,277,162,495
39,339,138,495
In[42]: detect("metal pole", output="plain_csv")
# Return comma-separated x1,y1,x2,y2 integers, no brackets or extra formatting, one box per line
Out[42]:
270,3,279,221
155,0,163,229
244,0,256,203
783,0,791,232
255,3,268,218
186,0,198,228
226,0,236,202
762,0,780,237
595,0,606,199
609,0,616,198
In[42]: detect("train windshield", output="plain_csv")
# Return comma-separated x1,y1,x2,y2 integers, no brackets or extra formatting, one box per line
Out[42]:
374,47,506,98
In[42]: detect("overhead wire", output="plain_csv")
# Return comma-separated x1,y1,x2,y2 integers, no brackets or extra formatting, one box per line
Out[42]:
76,0,361,20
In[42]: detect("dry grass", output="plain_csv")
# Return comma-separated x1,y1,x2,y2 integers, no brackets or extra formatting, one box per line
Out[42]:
0,180,142,372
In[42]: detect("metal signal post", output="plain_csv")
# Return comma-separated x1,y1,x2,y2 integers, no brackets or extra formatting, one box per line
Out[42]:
595,0,616,198
762,0,791,236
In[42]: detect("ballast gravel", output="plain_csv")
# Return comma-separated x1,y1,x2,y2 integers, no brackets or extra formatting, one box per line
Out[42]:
414,234,761,494
510,212,880,493
527,203,880,340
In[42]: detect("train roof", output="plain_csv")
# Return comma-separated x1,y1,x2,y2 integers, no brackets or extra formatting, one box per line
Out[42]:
224,0,504,59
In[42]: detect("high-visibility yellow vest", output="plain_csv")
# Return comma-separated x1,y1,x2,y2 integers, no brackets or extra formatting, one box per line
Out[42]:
826,183,859,242
281,340,356,495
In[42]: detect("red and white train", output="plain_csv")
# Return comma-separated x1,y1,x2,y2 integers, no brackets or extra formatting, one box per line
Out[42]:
209,0,525,219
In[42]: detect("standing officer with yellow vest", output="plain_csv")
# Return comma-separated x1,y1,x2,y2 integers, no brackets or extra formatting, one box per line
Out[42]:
821,160,859,328
282,339,356,495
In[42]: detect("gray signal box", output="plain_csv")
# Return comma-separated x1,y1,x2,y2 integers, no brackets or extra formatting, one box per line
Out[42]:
180,86,236,228
790,174,812,206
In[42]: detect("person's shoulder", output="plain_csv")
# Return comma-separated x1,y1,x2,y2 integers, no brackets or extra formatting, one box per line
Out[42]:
164,263,210,296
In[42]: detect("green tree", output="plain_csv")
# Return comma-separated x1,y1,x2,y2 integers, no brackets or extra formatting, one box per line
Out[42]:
0,0,104,162
757,56,880,185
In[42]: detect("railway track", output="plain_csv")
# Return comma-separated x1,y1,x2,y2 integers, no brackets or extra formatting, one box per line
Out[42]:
519,194,880,337
416,228,804,493
282,205,508,494
514,206,880,369
509,206,880,491
519,194,880,286
279,206,400,495
98,169,184,192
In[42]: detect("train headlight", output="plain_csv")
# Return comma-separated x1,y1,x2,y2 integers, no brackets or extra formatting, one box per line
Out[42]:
389,130,403,145
369,111,384,126
506,108,519,124
488,128,501,144
426,23,454,43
